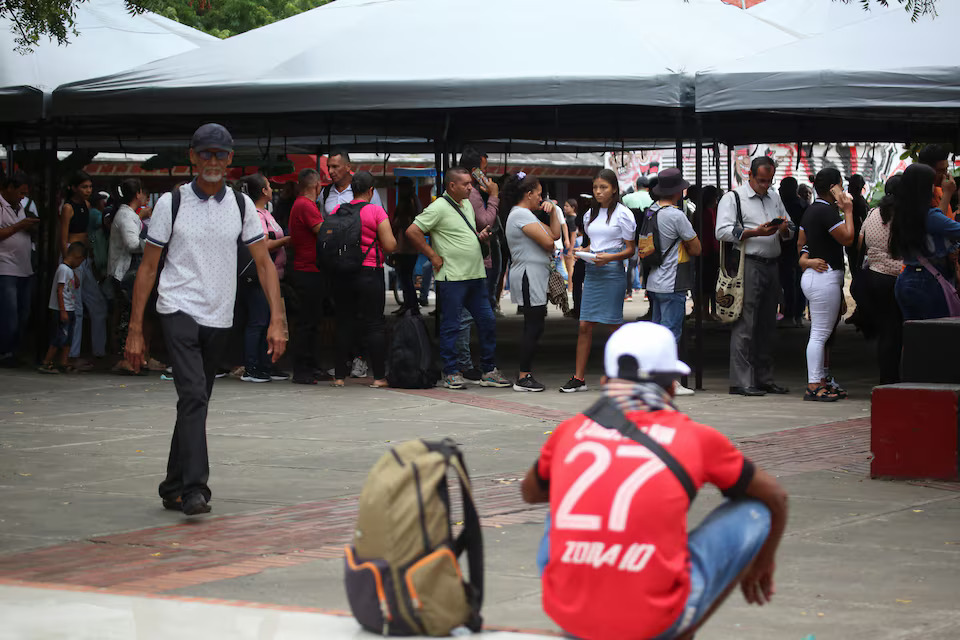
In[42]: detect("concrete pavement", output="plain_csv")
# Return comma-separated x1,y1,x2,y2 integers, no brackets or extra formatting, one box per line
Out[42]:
1,300,958,639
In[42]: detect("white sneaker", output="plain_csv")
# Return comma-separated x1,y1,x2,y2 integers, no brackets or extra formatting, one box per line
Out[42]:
674,383,695,396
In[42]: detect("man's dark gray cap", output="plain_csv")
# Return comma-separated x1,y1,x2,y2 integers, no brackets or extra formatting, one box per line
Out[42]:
191,123,234,152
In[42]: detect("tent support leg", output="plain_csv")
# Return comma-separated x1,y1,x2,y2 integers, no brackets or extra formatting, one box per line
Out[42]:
674,115,695,390
727,145,733,191
694,119,704,391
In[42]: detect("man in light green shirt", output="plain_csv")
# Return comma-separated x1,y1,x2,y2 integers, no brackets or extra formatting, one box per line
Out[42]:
406,167,510,390
623,175,654,211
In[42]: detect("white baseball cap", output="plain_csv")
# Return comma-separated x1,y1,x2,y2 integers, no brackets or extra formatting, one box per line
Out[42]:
604,322,691,381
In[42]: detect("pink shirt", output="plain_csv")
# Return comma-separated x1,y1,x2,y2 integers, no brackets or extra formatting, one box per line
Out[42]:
332,199,388,268
257,207,287,279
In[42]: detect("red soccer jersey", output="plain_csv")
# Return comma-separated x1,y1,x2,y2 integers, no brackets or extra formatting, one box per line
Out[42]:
536,408,750,639
289,196,324,272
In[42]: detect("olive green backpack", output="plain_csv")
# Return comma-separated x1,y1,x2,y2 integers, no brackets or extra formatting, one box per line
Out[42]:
344,439,484,636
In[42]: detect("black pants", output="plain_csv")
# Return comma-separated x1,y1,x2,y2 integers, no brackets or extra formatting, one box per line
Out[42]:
291,270,328,378
778,253,805,320
863,269,903,384
333,267,387,380
571,259,586,317
519,273,547,372
158,311,229,503
394,254,419,310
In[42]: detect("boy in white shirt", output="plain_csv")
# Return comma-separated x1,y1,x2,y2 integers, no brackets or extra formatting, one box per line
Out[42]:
38,243,86,373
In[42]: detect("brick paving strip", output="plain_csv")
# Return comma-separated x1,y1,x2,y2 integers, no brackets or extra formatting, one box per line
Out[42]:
0,389,891,606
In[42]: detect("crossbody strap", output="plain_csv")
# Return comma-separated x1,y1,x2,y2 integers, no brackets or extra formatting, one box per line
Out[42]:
442,194,484,248
583,397,697,503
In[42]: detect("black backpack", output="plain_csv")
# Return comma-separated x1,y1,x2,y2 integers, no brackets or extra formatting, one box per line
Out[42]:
386,308,441,389
316,201,377,274
170,186,256,285
635,203,679,272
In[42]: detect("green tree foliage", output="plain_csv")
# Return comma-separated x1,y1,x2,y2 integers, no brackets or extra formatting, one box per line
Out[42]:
838,0,938,21
2,0,328,52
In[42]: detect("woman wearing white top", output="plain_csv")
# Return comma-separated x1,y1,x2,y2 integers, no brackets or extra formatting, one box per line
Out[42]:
106,178,150,374
561,169,637,392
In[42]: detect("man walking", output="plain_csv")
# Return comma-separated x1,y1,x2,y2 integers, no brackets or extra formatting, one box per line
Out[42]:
716,156,793,397
126,124,286,516
405,167,509,390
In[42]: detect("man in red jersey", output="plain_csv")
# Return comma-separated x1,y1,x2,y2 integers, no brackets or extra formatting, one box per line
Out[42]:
522,322,788,639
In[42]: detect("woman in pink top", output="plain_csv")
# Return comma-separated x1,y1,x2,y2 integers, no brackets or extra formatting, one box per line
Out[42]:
238,174,291,382
330,171,397,387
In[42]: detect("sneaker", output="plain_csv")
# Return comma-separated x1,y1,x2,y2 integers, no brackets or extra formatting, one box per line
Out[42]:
160,367,174,381
215,369,229,379
462,367,483,385
560,377,587,393
241,369,271,383
513,374,545,392
674,383,695,396
480,368,511,388
269,369,291,381
443,373,466,389
351,357,368,378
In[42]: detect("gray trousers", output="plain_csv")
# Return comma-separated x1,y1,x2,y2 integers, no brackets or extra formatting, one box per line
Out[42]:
729,257,779,388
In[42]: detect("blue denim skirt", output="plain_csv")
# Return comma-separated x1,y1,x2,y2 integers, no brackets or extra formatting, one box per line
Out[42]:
579,259,627,324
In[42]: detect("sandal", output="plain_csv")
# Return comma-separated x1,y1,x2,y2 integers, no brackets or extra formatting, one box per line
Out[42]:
37,362,60,374
369,380,389,389
803,385,839,402
825,376,848,399
57,364,77,374
331,379,345,388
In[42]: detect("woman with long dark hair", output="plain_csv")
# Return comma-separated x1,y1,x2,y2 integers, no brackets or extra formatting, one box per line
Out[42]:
859,175,904,383
390,177,423,312
107,178,148,374
500,172,562,391
329,171,397,388
889,163,960,320
560,169,637,392
237,174,290,382
59,170,108,368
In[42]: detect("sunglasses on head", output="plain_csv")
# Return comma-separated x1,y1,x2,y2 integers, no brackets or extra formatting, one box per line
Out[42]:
197,150,230,161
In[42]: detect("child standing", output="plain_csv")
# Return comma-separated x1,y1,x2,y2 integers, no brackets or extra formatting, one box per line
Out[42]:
38,243,86,373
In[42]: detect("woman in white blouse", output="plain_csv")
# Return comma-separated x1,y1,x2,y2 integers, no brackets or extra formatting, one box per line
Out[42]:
107,179,149,373
560,169,637,392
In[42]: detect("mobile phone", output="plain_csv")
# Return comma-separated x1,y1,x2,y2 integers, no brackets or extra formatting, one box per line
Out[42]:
768,217,784,226
829,184,844,201
471,168,488,187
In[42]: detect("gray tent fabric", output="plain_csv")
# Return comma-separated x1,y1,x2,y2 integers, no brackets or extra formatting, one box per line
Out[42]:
52,0,797,118
696,0,960,112
0,0,216,121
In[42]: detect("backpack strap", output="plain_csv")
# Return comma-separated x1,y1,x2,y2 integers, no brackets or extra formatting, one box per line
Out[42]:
233,190,259,278
582,397,697,504
321,183,333,212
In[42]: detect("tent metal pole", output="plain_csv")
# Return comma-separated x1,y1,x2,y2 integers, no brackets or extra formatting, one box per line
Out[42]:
674,113,693,389
727,145,733,191
694,118,704,390
36,133,58,361
714,140,722,188
433,138,444,338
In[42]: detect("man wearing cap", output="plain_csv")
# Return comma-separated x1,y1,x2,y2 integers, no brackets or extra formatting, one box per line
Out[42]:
645,168,701,396
125,123,287,516
522,322,788,640
716,156,793,397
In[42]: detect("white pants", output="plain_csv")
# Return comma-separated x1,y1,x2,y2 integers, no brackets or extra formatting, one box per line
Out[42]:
800,268,843,384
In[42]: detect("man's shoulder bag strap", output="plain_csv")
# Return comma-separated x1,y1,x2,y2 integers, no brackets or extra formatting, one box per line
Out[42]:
582,397,697,503
442,194,489,258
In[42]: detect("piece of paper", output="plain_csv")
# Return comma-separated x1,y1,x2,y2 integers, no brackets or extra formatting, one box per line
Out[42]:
575,251,597,264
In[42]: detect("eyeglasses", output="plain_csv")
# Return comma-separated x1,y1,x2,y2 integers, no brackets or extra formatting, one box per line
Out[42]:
197,150,230,161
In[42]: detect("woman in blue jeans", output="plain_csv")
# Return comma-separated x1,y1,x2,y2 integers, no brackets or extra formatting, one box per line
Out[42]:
888,163,960,321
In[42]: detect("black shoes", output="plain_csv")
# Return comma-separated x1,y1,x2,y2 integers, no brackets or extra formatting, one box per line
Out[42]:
757,382,790,395
181,494,212,516
729,386,767,397
513,374,546,392
161,497,182,511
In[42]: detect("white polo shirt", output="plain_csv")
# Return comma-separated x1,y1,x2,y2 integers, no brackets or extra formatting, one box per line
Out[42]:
146,181,264,328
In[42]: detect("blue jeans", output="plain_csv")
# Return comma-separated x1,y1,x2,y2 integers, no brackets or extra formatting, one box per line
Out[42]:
895,265,950,321
419,260,434,305
456,309,474,372
241,284,270,373
0,274,33,357
537,500,771,640
649,291,687,343
70,258,108,358
436,278,497,375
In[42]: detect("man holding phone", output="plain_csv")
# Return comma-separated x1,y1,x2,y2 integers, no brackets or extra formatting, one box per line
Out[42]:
405,166,510,390
0,171,39,367
716,156,794,397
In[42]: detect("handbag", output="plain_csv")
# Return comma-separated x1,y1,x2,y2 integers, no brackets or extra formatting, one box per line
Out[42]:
715,191,746,323
546,264,570,313
917,255,960,317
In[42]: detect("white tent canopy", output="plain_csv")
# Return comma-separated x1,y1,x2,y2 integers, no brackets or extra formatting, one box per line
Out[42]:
0,0,217,121
52,0,798,119
695,0,960,112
